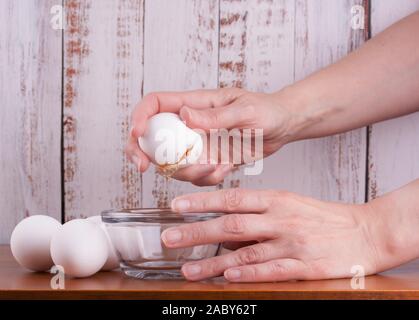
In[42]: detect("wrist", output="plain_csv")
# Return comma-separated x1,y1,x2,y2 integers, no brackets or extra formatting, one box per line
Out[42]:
273,82,345,142
361,192,419,272
272,85,322,143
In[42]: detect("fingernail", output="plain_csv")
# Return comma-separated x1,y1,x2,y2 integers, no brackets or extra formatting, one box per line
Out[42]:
163,229,182,244
225,269,241,280
130,126,138,138
183,264,202,277
172,199,191,212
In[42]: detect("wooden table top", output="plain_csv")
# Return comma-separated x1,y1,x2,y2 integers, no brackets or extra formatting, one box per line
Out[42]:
1,245,419,300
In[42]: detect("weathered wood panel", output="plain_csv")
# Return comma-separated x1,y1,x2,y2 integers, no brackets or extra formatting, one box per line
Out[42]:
142,0,219,207
63,0,144,220
0,0,62,243
220,0,368,203
288,0,367,203
218,0,295,191
368,0,419,199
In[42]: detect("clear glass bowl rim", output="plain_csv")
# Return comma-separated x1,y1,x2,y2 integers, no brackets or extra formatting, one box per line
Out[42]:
101,208,223,223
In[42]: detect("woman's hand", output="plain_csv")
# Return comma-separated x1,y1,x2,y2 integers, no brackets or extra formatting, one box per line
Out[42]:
160,188,408,282
126,88,302,185
126,13,419,186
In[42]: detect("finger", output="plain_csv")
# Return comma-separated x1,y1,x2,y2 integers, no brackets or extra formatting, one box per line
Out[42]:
224,258,307,283
125,133,150,172
180,99,255,130
161,213,276,248
171,164,217,182
131,88,244,137
182,242,287,281
171,188,276,213
190,164,233,186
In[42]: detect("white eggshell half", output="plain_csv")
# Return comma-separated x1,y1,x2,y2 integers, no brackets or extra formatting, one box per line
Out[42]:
50,219,108,278
10,215,61,272
138,113,203,166
86,216,119,271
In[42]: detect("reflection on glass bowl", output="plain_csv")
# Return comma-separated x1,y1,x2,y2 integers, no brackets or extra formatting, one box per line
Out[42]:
102,208,222,280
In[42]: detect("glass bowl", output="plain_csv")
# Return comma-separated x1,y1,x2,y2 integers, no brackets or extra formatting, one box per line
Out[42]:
101,208,222,280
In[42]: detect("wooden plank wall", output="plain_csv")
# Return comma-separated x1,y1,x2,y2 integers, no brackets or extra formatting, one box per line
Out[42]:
0,1,62,243
63,0,144,220
1,0,418,243
142,0,219,207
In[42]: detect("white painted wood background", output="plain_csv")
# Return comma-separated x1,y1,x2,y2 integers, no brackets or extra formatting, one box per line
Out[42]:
1,0,418,243
1,0,62,243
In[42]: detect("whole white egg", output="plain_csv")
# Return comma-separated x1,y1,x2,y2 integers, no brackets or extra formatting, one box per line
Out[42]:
50,219,108,278
138,113,203,172
10,215,61,272
86,216,119,271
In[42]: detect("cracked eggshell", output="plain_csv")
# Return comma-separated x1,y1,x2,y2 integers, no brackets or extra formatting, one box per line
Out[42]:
86,216,120,271
138,113,203,168
50,219,108,278
10,215,61,272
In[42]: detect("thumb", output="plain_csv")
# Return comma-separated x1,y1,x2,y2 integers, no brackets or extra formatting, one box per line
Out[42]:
180,100,252,130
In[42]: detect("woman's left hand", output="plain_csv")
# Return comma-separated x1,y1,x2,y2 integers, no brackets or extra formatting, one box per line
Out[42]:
161,189,396,282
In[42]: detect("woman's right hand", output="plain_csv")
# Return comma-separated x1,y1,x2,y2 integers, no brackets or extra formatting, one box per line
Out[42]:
126,87,303,186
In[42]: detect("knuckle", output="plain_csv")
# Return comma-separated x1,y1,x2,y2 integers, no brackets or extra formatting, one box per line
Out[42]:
189,224,206,243
211,170,227,184
216,88,232,106
199,198,212,211
245,266,258,280
236,93,252,106
265,189,279,198
309,263,327,278
222,188,244,211
132,92,158,120
125,144,138,159
208,109,220,127
229,87,245,96
130,104,139,119
295,234,310,248
206,259,222,276
222,214,247,235
218,87,244,105
143,92,157,101
124,145,131,156
259,189,278,208
269,261,288,275
283,219,301,233
274,190,296,205
275,190,291,199
236,246,264,265
241,103,256,120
